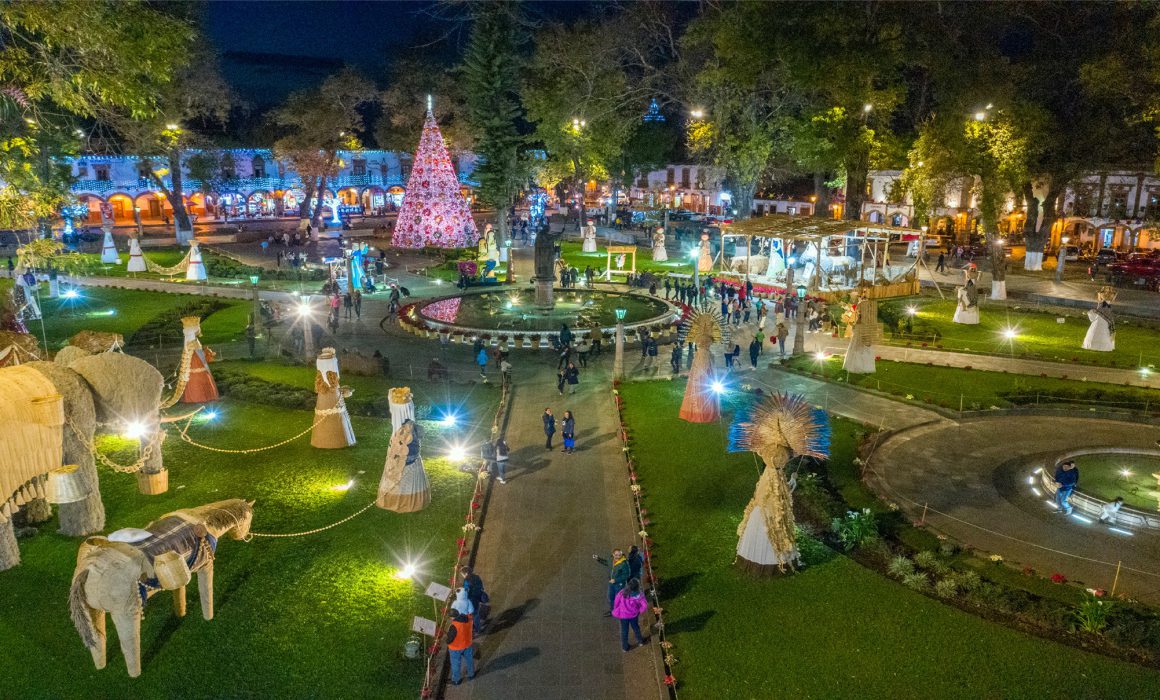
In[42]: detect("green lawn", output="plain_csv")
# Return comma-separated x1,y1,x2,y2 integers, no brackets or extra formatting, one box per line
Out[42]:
1072,453,1160,512
32,286,250,349
882,298,1160,368
0,389,494,697
558,240,694,277
619,380,1160,698
788,354,1160,412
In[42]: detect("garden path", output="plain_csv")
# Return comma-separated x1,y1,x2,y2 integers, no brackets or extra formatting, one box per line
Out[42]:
442,247,666,700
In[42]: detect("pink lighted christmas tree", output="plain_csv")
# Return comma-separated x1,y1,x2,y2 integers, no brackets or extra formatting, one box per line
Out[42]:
391,106,477,249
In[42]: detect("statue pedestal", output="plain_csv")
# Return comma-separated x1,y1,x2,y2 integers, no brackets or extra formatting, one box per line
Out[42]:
534,279,554,310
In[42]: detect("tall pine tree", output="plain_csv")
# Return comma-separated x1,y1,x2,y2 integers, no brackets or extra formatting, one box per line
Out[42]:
462,2,527,248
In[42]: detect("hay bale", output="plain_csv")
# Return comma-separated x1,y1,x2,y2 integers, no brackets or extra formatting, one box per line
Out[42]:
53,345,91,367
67,331,123,354
0,331,41,365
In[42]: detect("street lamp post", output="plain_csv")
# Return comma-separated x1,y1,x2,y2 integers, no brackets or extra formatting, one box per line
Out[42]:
613,307,627,380
793,283,808,355
1055,236,1070,283
249,274,263,337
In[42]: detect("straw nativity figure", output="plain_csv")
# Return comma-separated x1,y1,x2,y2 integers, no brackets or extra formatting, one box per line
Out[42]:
728,392,830,574
679,310,726,423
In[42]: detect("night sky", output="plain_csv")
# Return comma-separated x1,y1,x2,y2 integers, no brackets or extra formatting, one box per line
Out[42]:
206,1,603,106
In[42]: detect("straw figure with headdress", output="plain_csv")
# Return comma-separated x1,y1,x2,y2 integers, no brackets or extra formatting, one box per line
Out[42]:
173,316,219,404
841,289,878,374
68,499,254,678
728,392,830,574
1083,286,1117,352
311,347,356,448
377,387,430,512
679,309,727,423
0,351,166,571
952,266,980,325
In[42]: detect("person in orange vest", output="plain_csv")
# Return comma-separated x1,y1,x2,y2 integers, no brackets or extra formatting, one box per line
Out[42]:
446,608,475,685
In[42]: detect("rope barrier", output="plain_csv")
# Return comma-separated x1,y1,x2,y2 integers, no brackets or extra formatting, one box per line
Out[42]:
175,411,327,454
247,501,377,539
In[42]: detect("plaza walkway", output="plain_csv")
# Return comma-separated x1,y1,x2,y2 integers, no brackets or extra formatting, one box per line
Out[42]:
442,248,665,700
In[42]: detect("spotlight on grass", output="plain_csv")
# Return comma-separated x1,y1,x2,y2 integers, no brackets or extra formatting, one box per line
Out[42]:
395,560,418,580
906,306,917,316
61,289,81,300
201,410,219,422
123,421,146,440
710,380,726,395
1121,469,1133,478
1001,328,1017,340
439,411,460,427
331,479,355,492
814,351,827,361
448,444,467,462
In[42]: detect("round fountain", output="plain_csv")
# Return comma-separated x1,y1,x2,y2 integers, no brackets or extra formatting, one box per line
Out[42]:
400,288,683,348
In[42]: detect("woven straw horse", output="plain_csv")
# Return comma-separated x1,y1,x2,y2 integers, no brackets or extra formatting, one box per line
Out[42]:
728,393,829,574
68,499,253,677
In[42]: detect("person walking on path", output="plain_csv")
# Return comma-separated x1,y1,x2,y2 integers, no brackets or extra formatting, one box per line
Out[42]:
605,549,631,616
936,251,946,273
564,362,580,394
352,289,362,320
494,437,509,483
1054,460,1079,515
671,343,683,375
246,321,258,359
500,357,512,385
663,277,671,299
556,368,567,395
476,347,489,380
776,321,789,357
612,579,650,652
446,608,475,686
645,338,659,369
627,545,644,582
543,408,556,449
343,291,353,320
561,410,576,454
576,338,590,368
749,337,761,369
461,565,488,633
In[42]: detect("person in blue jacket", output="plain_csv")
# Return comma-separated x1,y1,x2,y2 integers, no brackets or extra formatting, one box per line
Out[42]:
1054,460,1079,515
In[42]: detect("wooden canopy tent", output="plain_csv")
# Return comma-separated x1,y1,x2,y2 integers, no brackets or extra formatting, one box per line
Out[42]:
719,215,926,299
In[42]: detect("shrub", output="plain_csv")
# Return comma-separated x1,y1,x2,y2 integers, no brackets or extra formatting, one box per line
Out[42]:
794,473,840,527
914,550,949,575
1074,593,1112,634
953,571,982,593
901,572,929,591
934,577,958,598
887,555,915,579
831,509,878,551
127,298,231,348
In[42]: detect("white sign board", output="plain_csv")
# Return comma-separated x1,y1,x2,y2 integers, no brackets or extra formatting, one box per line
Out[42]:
425,582,453,602
411,616,437,637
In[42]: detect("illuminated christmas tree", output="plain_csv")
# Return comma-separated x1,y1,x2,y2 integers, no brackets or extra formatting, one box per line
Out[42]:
392,104,477,249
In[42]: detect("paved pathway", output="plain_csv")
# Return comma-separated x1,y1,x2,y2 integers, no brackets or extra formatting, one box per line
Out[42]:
865,416,1160,604
443,247,665,700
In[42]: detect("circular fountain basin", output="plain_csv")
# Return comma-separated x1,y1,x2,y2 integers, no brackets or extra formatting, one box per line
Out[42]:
1035,447,1160,529
405,288,681,347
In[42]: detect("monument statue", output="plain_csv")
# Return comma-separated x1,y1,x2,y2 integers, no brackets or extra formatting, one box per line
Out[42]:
534,223,563,309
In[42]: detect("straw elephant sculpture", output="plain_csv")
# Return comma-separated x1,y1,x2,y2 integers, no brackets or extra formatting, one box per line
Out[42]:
0,351,165,572
69,499,254,678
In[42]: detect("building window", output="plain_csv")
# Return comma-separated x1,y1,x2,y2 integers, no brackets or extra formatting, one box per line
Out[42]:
1109,190,1129,219
1073,189,1093,218
666,168,675,185
681,167,690,187
252,155,266,178
137,163,152,180
93,165,110,181
1147,192,1160,220
352,158,367,176
75,164,88,178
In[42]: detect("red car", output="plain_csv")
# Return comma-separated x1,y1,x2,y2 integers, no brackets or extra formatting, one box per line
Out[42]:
1107,253,1160,290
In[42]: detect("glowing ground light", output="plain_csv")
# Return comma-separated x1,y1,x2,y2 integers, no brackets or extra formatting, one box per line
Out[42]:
440,412,459,427
61,289,81,300
906,306,917,316
296,303,312,317
203,410,219,421
1070,513,1093,524
448,445,467,462
1121,469,1133,478
123,421,146,440
1002,328,1018,340
331,479,355,492
710,380,726,395
814,352,827,361
395,562,417,580
1109,527,1135,536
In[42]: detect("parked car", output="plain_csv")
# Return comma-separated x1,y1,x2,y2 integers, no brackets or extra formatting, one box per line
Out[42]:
1107,254,1160,290
1094,248,1124,265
